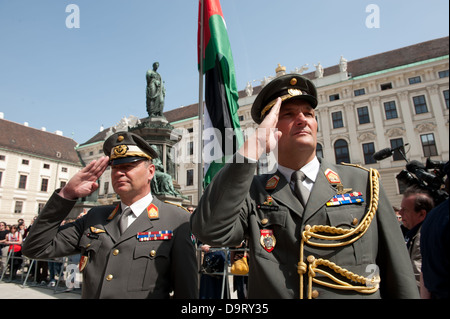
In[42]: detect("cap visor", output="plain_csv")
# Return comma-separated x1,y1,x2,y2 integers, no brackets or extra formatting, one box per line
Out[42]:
110,156,147,166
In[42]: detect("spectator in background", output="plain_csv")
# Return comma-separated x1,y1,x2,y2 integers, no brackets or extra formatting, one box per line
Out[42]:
399,185,434,292
0,222,9,275
4,225,23,278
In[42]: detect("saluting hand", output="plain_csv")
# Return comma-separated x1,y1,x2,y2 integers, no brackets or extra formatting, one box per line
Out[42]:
59,156,110,200
239,97,283,160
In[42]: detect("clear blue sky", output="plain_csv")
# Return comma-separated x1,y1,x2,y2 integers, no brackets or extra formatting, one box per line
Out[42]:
0,0,448,144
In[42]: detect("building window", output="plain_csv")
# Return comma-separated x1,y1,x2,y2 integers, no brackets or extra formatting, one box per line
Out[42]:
38,203,46,214
18,175,27,189
362,143,376,164
61,167,68,173
354,88,365,96
413,95,428,114
60,181,67,188
408,76,421,84
0,155,5,161
443,90,449,109
438,70,449,78
22,159,29,165
421,133,438,157
188,141,194,156
40,178,49,192
357,106,370,124
384,101,398,119
0,171,3,185
334,139,350,164
380,83,392,90
390,138,404,161
186,169,194,186
316,143,323,159
104,181,109,194
332,111,344,128
14,201,23,214
329,94,340,101
43,163,50,169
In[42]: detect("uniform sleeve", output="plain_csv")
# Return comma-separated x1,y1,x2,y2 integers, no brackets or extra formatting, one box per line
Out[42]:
171,219,199,298
22,190,83,260
190,153,256,247
375,183,420,299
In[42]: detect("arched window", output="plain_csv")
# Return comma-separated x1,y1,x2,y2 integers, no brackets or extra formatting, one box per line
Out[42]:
334,139,350,164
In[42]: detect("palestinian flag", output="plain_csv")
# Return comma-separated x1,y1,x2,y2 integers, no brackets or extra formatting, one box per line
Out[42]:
198,0,244,187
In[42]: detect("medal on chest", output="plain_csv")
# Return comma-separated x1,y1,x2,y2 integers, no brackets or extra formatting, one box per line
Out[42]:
260,229,276,252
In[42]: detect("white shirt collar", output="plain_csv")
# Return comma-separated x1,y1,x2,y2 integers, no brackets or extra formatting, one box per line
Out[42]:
120,192,154,218
277,157,320,191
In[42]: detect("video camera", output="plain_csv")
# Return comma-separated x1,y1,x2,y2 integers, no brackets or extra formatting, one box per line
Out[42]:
373,145,449,206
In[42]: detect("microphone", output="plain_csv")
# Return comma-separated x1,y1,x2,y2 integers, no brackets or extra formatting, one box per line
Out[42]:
372,143,409,161
372,148,393,161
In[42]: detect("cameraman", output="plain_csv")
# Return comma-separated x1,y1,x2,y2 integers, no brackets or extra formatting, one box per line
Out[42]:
399,185,434,292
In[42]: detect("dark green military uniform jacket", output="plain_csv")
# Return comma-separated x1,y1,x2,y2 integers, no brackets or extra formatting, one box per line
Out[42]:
22,191,198,299
191,155,419,299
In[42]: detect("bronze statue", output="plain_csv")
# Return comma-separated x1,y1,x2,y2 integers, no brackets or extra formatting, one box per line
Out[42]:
146,62,165,117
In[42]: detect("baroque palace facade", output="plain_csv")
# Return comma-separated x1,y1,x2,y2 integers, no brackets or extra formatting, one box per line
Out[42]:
1,37,448,224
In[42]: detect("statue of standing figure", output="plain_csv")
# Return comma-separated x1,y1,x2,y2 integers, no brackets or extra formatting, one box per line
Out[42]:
146,62,165,117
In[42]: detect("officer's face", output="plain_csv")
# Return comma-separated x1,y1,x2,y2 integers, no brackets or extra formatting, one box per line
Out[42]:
111,159,155,204
276,99,317,164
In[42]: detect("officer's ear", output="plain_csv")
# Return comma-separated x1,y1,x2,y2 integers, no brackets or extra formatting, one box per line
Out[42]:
147,160,156,182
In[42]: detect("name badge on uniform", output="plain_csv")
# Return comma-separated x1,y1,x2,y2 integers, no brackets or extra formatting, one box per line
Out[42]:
260,229,276,252
257,195,279,211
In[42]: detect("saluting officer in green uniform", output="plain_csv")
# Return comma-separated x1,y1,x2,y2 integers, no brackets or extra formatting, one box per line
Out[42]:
191,74,419,299
23,132,198,299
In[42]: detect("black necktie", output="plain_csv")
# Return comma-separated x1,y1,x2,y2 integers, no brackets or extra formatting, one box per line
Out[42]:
291,170,310,207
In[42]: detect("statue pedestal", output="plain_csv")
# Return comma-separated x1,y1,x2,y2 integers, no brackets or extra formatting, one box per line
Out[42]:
129,117,188,204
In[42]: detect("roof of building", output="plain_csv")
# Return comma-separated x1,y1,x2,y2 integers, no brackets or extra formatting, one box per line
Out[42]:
80,36,449,146
0,118,81,165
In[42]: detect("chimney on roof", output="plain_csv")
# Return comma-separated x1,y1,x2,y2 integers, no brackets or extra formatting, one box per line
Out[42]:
0,112,4,119
24,122,29,126
55,130,63,136
41,127,46,131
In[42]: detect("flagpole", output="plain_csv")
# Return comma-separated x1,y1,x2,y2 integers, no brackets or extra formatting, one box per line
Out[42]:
197,0,205,205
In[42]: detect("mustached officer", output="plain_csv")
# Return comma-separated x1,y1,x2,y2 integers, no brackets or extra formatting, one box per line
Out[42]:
23,131,198,299
191,74,419,299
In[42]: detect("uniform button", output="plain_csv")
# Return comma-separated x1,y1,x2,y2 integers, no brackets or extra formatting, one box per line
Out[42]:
311,290,319,298
352,218,358,225
261,218,268,225
307,255,315,263
106,274,113,281
113,249,119,256
150,250,156,257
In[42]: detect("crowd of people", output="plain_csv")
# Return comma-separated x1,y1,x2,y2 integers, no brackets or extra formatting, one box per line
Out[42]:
0,214,85,287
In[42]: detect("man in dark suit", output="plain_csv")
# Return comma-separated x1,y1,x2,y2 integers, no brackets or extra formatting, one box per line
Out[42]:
191,74,419,299
23,131,198,299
